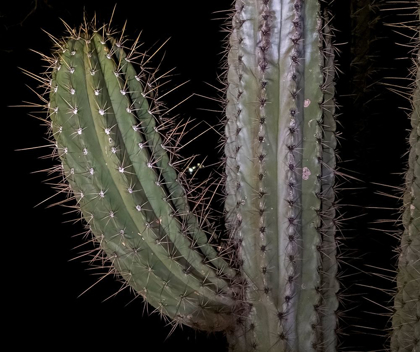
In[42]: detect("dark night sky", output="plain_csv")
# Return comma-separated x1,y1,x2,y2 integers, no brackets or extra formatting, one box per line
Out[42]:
2,1,417,351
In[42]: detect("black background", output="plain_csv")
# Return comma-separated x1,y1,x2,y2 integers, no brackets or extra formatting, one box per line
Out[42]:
2,0,417,351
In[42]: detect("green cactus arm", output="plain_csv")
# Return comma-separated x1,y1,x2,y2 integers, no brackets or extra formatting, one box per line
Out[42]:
48,29,240,331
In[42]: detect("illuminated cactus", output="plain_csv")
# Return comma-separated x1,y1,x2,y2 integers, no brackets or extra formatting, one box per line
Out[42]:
23,0,420,351
43,1,340,349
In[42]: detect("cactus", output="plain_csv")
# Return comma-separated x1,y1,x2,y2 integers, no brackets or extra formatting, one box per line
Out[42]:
19,0,419,351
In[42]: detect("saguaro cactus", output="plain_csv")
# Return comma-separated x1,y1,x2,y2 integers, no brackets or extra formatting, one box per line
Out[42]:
23,0,419,351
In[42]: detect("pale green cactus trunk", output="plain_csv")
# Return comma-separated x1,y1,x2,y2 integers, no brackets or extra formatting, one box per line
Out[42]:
224,0,338,351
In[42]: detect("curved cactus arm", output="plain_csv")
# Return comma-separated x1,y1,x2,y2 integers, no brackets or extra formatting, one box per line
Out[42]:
225,0,339,351
391,22,420,351
47,24,240,332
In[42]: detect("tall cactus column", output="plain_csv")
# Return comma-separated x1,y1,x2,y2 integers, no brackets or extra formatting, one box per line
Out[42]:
225,1,339,351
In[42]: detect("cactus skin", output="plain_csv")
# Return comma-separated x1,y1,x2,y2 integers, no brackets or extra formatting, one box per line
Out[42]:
390,14,420,351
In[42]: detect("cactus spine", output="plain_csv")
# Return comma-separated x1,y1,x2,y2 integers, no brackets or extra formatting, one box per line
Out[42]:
23,0,420,351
